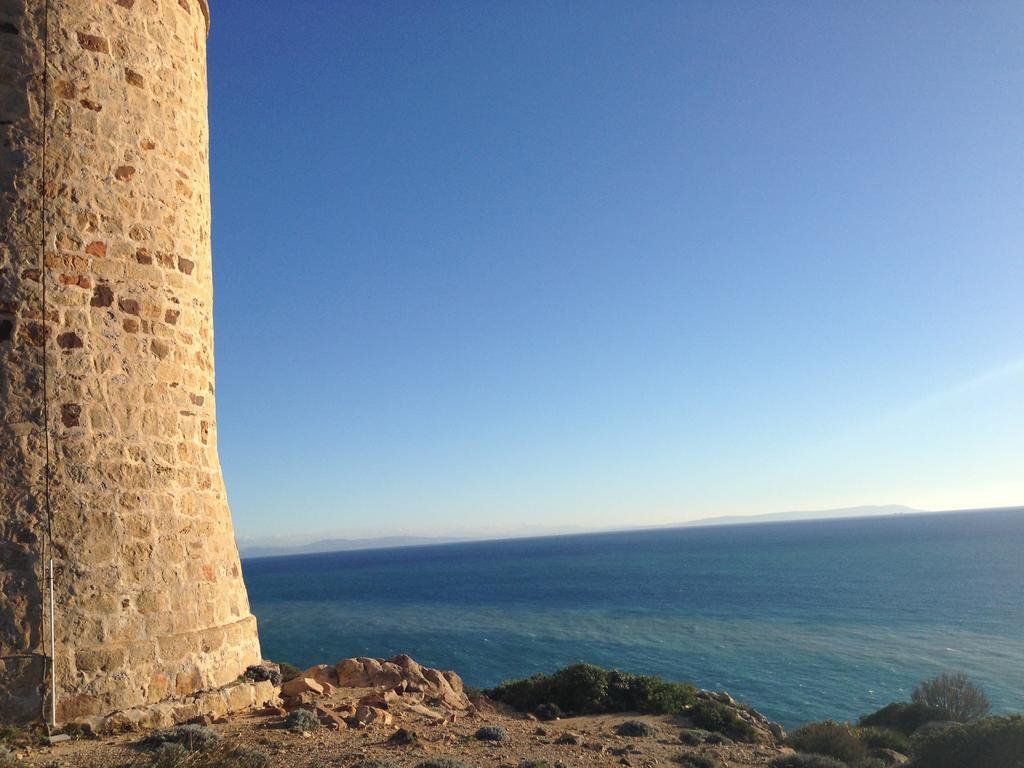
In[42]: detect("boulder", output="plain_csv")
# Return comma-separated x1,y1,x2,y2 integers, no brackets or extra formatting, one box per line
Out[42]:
301,664,338,687
333,655,471,710
281,676,324,697
336,657,385,687
314,705,348,730
359,689,400,709
353,705,393,726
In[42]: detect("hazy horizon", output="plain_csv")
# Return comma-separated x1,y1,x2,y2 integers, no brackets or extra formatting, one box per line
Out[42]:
235,502,1024,553
209,1,1024,540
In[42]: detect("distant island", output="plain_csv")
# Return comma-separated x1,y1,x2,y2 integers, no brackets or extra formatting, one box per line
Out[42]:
236,504,926,559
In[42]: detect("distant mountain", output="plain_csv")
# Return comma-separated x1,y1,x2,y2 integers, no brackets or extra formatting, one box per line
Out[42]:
238,535,465,559
668,504,924,529
237,505,932,559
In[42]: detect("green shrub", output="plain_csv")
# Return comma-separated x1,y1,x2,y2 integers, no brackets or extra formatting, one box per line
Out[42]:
679,728,711,746
534,702,563,721
229,746,272,768
606,669,698,714
146,725,221,752
485,664,697,716
284,707,320,732
911,672,990,723
786,721,868,764
615,720,656,737
142,742,272,768
857,701,948,736
688,700,757,742
474,725,508,741
853,726,908,753
910,715,1024,768
388,727,418,745
277,661,302,683
149,743,188,768
769,755,847,768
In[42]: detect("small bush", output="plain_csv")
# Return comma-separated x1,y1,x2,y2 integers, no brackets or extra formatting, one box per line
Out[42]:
243,664,282,687
146,725,221,752
688,700,757,742
474,725,508,742
615,720,656,737
534,702,563,721
353,762,399,768
910,715,1024,768
150,743,188,768
388,727,417,745
486,664,697,716
415,760,475,768
277,661,302,683
229,746,272,768
911,672,990,723
786,721,868,764
858,702,948,736
679,728,711,746
284,707,320,732
769,755,848,768
554,732,579,745
704,732,733,745
854,726,908,753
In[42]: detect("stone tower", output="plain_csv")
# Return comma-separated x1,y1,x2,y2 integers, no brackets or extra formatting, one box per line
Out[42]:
1,0,263,725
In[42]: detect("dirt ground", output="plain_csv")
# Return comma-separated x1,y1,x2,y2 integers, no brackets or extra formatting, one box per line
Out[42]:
14,705,789,768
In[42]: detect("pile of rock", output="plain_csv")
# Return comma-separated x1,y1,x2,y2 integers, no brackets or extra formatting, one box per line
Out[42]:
277,655,471,729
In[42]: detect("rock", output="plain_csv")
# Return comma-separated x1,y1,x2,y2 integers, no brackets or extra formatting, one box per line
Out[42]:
353,705,393,727
334,703,357,718
281,677,324,697
359,689,400,709
301,664,338,687
282,692,320,709
408,704,445,720
768,722,787,741
336,658,385,687
333,655,470,710
314,705,348,730
389,654,430,687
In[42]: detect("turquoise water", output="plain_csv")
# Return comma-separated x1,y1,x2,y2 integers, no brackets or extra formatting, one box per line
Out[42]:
243,508,1024,726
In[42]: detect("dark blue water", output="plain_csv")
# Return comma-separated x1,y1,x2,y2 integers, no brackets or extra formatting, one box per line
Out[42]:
242,508,1024,726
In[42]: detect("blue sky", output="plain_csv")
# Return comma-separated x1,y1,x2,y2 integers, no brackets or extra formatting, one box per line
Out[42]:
207,1,1024,540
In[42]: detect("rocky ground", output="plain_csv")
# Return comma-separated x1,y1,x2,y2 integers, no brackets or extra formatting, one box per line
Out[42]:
9,657,794,768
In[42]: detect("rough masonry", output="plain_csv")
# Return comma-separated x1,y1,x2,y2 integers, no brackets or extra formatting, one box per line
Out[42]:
1,0,264,724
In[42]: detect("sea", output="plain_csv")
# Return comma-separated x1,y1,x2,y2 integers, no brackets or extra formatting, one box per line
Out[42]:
242,507,1024,727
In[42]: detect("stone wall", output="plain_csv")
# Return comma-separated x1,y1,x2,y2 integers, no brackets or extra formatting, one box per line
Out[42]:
1,0,262,723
